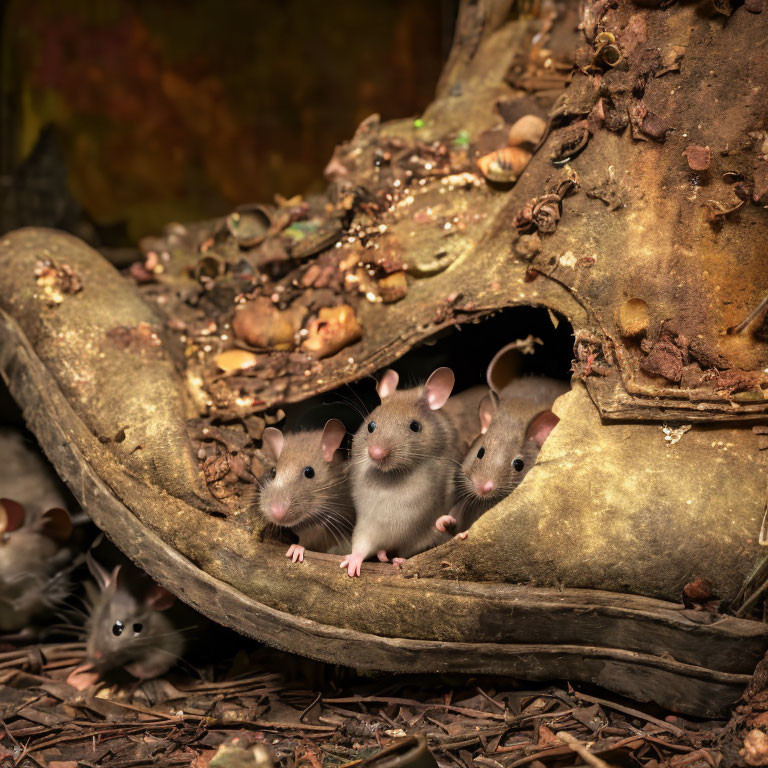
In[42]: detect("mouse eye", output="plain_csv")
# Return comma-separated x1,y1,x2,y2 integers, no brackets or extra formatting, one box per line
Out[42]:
477,446,485,460
269,467,276,479
409,420,422,433
112,620,124,637
133,623,143,634
303,466,315,479
512,457,525,472
367,421,376,433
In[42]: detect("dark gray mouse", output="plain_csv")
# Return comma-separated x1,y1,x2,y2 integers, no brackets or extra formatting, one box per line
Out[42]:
84,553,186,681
259,418,354,562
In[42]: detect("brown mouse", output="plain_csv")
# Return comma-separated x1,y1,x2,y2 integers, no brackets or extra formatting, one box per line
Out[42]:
259,419,354,563
342,367,462,577
458,376,567,523
84,552,186,681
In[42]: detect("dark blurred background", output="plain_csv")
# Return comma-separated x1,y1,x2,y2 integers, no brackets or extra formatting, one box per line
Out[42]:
0,0,458,246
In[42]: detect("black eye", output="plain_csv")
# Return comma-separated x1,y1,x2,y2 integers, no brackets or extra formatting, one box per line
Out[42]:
477,446,485,460
269,467,276,479
409,420,421,432
112,620,124,637
368,421,376,433
133,623,143,634
512,457,525,472
303,466,315,479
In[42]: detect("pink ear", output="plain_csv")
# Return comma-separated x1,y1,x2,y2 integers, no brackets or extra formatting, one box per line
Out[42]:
424,368,455,411
377,369,399,399
146,584,176,611
261,428,284,462
321,419,346,462
526,411,559,448
478,392,498,434
0,499,25,534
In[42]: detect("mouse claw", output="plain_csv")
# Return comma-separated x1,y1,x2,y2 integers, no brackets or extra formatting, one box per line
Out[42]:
341,553,364,577
435,514,457,533
286,544,305,563
376,549,389,563
392,557,406,567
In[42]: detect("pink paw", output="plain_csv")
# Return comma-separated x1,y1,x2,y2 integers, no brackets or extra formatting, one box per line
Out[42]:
286,544,305,563
376,549,389,563
392,557,406,567
340,552,365,577
435,514,457,533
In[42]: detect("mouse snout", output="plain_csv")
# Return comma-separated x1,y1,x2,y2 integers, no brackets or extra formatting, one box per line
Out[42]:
476,479,495,496
93,650,103,660
269,501,290,521
368,444,390,462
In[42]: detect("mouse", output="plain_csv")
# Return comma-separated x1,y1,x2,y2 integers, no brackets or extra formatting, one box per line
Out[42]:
83,551,188,681
259,418,354,563
341,367,463,577
0,499,72,632
0,428,74,632
457,376,568,524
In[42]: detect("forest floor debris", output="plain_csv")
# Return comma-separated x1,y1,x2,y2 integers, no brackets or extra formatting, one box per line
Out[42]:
0,637,737,768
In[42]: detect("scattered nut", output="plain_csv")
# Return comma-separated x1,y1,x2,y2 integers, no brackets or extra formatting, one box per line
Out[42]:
302,305,362,358
232,297,305,350
682,144,711,172
215,349,260,373
378,271,408,303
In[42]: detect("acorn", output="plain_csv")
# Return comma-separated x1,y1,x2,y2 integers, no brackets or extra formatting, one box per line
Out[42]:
477,147,532,184
508,115,547,148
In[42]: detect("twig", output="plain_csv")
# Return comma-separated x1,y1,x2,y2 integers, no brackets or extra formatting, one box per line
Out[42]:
557,731,613,768
571,692,685,738
475,687,506,713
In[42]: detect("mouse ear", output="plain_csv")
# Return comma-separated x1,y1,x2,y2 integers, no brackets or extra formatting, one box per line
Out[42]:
40,507,71,542
377,369,399,399
86,551,121,594
0,499,25,535
146,584,176,611
86,550,111,591
478,392,499,434
526,410,560,448
321,419,347,463
423,368,454,411
261,428,284,462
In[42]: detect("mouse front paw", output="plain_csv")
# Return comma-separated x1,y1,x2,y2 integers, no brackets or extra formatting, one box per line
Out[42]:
392,557,406,567
435,514,457,533
286,544,305,563
340,552,365,577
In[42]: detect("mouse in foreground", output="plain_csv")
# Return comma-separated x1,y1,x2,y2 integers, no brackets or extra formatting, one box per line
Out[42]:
342,367,463,577
80,552,189,683
259,418,354,563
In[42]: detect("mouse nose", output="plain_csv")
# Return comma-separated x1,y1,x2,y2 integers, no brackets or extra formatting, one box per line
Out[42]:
93,651,103,660
477,479,495,496
270,501,290,521
368,445,390,462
